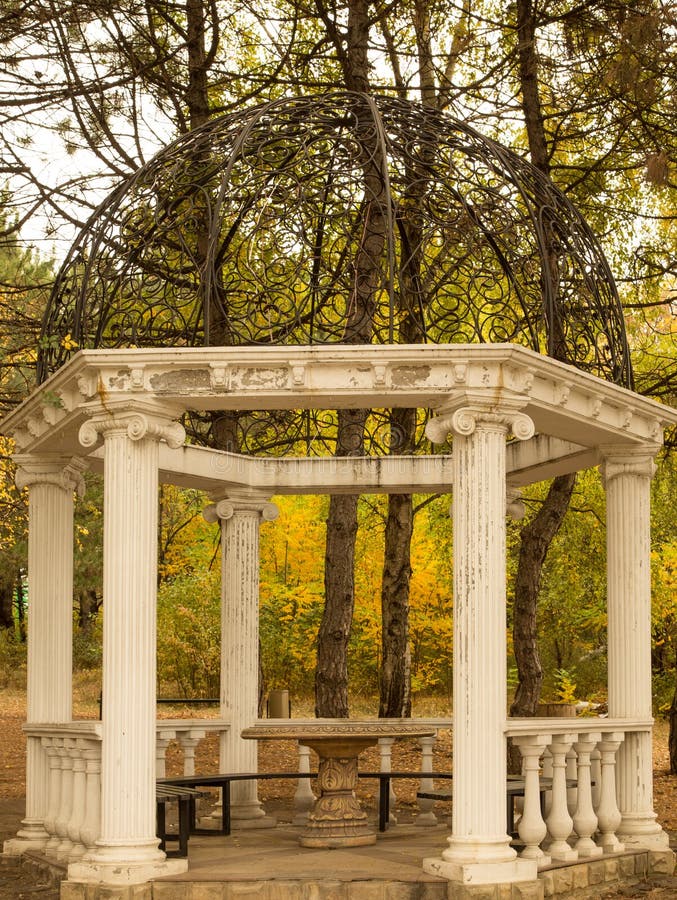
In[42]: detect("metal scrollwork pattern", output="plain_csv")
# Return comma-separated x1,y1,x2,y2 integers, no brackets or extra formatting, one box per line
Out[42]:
38,92,633,416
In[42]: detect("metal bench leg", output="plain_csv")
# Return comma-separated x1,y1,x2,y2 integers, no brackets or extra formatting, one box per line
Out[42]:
157,801,167,852
178,796,190,857
221,781,231,835
379,776,390,832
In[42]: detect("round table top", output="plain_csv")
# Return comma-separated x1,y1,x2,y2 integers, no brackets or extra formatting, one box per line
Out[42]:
241,719,436,742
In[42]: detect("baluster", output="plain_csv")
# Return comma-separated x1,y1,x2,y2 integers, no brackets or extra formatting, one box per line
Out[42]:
156,727,176,778
177,728,206,777
416,734,438,827
591,747,602,810
573,732,602,857
54,740,75,861
566,746,578,817
80,739,102,854
293,744,316,824
514,734,551,867
378,737,397,826
596,732,625,853
42,738,62,856
541,746,553,819
545,734,578,861
67,741,87,859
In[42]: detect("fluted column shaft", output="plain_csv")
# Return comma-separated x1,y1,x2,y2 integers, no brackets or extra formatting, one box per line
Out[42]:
4,458,85,855
68,407,188,885
98,425,161,856
602,449,667,846
422,404,536,884
206,496,278,818
447,415,513,860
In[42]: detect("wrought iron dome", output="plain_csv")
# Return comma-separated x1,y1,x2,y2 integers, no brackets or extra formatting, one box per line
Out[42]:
39,91,633,400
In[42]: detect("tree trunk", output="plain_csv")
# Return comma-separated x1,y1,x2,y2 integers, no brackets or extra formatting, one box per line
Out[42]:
316,0,387,716
0,578,13,631
507,473,576,771
507,0,574,778
315,489,360,717
510,473,577,717
77,588,99,630
379,487,413,717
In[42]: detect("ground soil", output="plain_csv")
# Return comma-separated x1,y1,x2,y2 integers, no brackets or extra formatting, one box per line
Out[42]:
1,686,676,898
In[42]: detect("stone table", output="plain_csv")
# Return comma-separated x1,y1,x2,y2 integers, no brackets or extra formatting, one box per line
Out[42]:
241,720,435,848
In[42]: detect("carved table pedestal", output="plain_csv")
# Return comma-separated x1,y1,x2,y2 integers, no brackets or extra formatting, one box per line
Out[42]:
242,721,435,848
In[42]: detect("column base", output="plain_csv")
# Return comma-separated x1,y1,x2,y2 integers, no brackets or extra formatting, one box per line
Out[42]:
231,800,267,821
423,856,537,885
619,827,671,850
3,833,49,857
415,811,439,827
68,855,188,886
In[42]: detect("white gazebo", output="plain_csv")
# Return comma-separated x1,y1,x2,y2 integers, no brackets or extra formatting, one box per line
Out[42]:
2,341,676,896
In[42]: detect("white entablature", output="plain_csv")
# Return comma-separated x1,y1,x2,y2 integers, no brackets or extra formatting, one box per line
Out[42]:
4,344,676,480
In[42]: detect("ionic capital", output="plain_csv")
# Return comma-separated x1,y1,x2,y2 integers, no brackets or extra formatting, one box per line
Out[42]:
203,496,279,524
426,406,535,443
600,448,658,487
14,455,88,497
78,409,185,451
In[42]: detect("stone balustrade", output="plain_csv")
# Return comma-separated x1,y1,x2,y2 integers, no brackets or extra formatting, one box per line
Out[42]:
293,716,648,855
25,723,103,863
154,719,230,777
24,719,230,863
23,716,648,870
506,718,651,866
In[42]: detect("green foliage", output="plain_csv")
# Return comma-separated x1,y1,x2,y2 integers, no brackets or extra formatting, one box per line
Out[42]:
552,669,577,704
72,614,103,670
156,571,221,698
0,628,26,687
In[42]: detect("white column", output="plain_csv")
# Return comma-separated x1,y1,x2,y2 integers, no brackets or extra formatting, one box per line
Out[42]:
423,405,536,885
4,457,85,856
204,495,278,823
68,408,188,886
602,449,669,848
